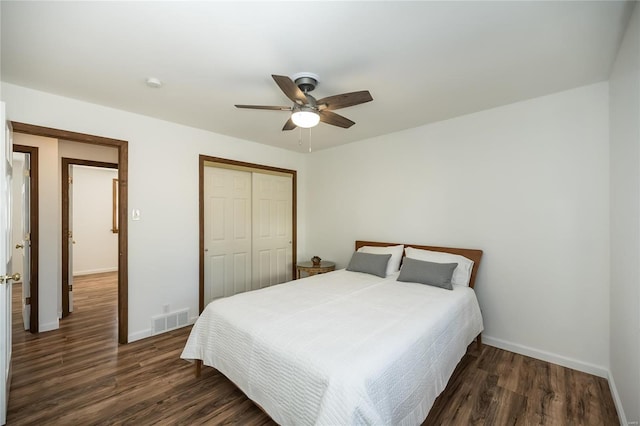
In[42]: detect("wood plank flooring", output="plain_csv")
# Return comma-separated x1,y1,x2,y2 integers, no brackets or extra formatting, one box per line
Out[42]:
7,273,619,425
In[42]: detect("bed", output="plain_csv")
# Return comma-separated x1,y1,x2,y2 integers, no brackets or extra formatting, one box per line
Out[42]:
181,240,484,425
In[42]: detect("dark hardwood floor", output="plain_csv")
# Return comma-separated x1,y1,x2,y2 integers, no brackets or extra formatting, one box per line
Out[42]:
8,273,619,425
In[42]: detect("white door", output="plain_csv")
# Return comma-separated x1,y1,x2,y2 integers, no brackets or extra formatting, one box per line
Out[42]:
252,173,293,290
13,154,30,331
0,102,16,425
20,155,30,330
203,167,252,305
67,165,74,312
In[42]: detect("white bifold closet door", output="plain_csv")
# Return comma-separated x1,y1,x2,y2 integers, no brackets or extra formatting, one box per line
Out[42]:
251,172,293,290
203,167,292,305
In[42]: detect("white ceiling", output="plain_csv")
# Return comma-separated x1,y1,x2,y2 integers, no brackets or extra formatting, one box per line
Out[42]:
0,1,634,152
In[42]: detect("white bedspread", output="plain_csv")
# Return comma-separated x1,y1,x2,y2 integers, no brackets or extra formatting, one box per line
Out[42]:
181,269,483,425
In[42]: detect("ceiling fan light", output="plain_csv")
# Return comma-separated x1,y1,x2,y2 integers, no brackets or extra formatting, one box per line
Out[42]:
291,108,320,128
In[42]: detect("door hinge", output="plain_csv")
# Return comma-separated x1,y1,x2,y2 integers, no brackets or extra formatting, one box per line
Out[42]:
24,168,30,177
68,176,73,184
25,297,30,305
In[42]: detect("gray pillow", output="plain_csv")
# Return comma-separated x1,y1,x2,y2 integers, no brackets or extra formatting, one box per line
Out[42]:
397,258,458,290
346,252,392,278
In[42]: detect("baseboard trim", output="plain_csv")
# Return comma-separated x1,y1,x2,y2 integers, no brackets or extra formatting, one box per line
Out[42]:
128,329,152,343
39,319,59,332
482,335,608,378
73,267,118,276
128,317,196,344
607,371,629,426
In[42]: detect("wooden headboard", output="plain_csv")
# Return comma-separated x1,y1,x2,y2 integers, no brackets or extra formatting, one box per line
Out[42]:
355,240,483,289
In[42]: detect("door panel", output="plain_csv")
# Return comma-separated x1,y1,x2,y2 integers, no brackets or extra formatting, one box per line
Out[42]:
1,102,14,425
252,173,292,290
276,247,288,283
203,167,252,305
231,252,249,295
9,153,28,331
205,254,225,302
20,154,30,330
12,145,37,334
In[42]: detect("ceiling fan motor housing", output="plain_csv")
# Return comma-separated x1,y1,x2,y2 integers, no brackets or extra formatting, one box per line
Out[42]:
293,72,319,93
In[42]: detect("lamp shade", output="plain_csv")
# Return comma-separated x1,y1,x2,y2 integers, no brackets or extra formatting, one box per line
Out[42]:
291,107,320,128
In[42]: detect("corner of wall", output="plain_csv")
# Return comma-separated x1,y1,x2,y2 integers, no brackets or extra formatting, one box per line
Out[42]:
482,335,609,378
608,371,629,426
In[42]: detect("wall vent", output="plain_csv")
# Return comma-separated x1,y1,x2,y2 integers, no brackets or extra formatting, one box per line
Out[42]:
152,308,189,335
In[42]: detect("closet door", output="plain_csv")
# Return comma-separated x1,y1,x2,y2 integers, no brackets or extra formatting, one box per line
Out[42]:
203,167,252,305
252,173,293,290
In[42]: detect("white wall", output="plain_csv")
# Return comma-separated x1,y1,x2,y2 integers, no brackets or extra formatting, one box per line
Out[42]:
60,141,120,277
609,3,640,424
60,140,119,164
306,83,610,376
11,133,61,332
1,82,308,341
72,166,118,276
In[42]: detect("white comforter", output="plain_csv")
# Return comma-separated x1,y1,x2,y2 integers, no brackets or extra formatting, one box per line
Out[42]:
181,269,483,426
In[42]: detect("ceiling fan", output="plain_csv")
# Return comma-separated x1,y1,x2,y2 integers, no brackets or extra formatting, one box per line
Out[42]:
235,73,373,131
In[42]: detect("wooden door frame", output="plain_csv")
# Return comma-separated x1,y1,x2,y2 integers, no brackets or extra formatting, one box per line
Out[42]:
61,158,118,317
12,145,39,333
11,122,129,344
199,155,297,313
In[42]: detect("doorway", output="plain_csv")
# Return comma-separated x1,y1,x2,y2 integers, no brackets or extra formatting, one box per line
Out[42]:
62,160,118,317
199,155,297,313
10,145,38,333
11,122,129,344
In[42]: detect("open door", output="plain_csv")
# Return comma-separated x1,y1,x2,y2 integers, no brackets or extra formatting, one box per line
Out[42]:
0,102,19,425
62,158,73,318
12,153,31,331
61,161,74,317
20,155,31,329
13,145,38,334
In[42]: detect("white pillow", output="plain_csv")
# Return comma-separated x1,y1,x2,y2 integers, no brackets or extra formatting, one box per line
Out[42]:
404,247,474,286
357,244,404,276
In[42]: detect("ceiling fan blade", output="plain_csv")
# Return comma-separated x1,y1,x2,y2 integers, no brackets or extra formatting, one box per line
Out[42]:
272,75,308,105
235,104,292,111
319,110,355,129
316,91,373,111
282,117,297,131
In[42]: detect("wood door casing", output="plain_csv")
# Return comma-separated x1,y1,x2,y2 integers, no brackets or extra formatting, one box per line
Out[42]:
11,122,129,344
61,159,118,317
12,145,38,333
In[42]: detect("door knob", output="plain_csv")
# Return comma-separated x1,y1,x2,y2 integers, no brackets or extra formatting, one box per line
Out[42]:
0,272,21,284
15,244,24,249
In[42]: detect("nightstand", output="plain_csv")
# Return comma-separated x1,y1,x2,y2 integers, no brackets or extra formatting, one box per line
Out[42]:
296,261,336,279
